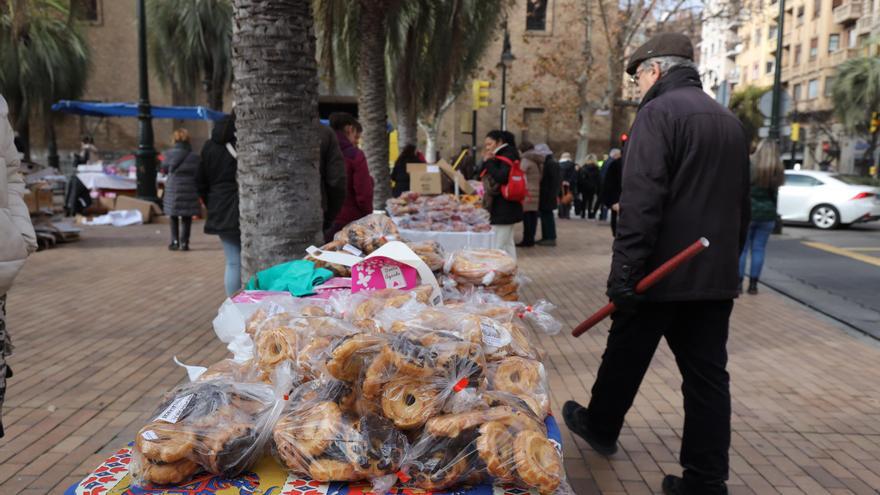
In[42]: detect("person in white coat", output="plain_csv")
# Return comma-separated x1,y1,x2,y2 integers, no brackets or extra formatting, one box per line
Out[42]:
0,95,37,437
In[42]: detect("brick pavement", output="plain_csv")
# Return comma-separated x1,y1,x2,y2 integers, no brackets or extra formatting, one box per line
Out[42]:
2,219,880,494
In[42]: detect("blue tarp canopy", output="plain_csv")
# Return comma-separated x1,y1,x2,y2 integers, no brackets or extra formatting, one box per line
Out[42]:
52,100,228,121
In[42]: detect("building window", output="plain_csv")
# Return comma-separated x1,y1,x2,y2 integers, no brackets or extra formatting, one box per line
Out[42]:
832,0,843,7
769,25,777,39
794,44,801,64
813,0,821,18
828,34,840,52
797,6,805,24
793,83,802,101
809,38,818,60
848,28,857,48
752,63,759,80
824,76,835,96
808,79,819,99
526,0,548,31
72,0,100,22
522,108,547,144
766,60,774,74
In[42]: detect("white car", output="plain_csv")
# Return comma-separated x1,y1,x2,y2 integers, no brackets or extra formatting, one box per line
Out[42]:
778,170,880,229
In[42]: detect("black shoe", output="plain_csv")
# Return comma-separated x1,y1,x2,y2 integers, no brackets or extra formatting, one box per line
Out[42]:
180,243,190,251
562,401,617,456
168,241,179,251
747,279,758,295
515,242,535,247
536,239,557,246
662,474,728,495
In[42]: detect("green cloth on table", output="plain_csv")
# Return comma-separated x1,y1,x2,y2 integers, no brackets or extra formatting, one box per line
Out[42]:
245,260,334,297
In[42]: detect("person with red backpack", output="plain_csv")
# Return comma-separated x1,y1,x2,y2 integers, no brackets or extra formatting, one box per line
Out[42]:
480,130,524,259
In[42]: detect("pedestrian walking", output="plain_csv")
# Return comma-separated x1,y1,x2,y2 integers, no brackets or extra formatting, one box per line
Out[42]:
327,112,373,241
0,95,37,438
600,148,623,235
562,33,750,495
196,115,241,296
517,140,544,247
577,154,600,219
391,144,425,198
739,139,784,295
537,144,560,246
557,152,576,219
318,123,346,236
162,129,201,251
480,130,523,259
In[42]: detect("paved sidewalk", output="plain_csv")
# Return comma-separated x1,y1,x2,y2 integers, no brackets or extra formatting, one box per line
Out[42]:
2,219,880,494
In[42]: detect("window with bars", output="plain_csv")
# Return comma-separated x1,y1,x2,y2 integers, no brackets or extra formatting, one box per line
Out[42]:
828,34,840,52
526,0,548,31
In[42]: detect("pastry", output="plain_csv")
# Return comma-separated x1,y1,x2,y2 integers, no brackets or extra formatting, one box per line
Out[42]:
136,423,195,463
514,430,562,494
326,334,382,382
140,458,200,485
381,377,441,430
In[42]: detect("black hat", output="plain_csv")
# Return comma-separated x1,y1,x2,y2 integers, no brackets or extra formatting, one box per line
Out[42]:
625,33,694,75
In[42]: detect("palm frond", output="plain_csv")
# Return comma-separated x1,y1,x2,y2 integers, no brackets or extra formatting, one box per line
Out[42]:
832,56,880,132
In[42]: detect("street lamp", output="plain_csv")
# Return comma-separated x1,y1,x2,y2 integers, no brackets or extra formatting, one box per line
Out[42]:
769,0,786,141
498,23,515,131
135,0,158,202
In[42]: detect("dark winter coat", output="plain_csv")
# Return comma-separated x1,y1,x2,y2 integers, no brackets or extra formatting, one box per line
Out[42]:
600,157,622,207
559,159,578,195
578,164,600,195
611,65,750,301
750,185,778,222
319,124,346,229
482,144,523,225
163,142,201,217
333,130,374,227
196,116,239,236
539,155,561,211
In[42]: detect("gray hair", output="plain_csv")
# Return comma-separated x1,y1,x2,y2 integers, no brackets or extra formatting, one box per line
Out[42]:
640,55,697,74
609,148,622,158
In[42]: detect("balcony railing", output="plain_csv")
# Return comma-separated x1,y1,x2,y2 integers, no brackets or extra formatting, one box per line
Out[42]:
833,1,862,25
855,13,873,34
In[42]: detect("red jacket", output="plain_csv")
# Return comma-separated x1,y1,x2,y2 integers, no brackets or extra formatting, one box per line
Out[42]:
333,130,374,227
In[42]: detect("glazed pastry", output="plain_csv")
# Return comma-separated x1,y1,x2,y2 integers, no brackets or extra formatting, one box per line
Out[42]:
254,325,297,373
136,423,195,463
514,430,562,494
141,458,200,485
381,377,441,430
326,334,382,382
476,421,515,481
491,357,548,416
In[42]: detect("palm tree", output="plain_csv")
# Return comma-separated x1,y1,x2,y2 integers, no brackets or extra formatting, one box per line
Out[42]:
233,0,322,279
0,0,89,163
832,56,880,175
729,85,768,146
316,0,409,208
147,0,232,110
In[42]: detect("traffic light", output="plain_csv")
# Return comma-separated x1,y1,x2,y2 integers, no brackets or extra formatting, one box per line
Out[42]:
791,123,800,142
620,133,629,144
472,80,490,110
870,112,878,134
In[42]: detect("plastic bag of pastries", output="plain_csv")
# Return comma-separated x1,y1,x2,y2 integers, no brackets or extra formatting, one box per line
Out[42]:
385,393,568,495
333,213,400,255
359,328,487,431
337,285,434,328
132,363,295,486
488,357,551,417
405,240,445,272
244,300,330,338
444,249,517,286
272,381,409,483
197,359,264,384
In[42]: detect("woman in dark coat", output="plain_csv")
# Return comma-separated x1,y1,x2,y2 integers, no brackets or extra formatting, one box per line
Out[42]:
163,129,201,251
537,146,560,245
391,144,425,197
196,116,240,296
481,130,523,259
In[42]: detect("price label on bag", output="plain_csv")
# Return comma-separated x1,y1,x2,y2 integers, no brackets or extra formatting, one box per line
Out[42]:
154,394,193,424
381,265,407,289
480,319,512,349
141,430,159,441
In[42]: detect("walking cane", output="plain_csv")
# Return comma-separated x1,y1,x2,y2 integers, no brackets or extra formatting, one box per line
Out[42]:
571,237,710,337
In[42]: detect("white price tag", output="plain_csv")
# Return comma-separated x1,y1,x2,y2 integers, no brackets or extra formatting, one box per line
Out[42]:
426,165,440,173
141,430,159,441
480,320,512,349
342,244,364,256
381,265,407,289
154,394,194,424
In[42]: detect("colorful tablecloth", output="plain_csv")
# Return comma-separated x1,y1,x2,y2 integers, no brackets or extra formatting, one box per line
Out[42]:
65,417,561,495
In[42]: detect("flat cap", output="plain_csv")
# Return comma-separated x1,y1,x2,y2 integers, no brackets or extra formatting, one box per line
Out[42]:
626,33,694,75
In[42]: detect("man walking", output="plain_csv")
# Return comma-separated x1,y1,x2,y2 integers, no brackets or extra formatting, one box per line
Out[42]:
599,148,623,235
562,33,750,495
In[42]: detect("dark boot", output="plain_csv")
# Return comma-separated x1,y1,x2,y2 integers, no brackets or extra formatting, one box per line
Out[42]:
747,278,758,295
180,216,192,251
662,474,728,495
169,216,180,250
562,401,618,456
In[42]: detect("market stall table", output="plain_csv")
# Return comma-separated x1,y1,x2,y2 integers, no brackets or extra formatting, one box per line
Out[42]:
392,219,495,253
65,417,562,495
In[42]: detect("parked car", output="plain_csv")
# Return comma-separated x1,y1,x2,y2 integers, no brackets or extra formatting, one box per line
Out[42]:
778,170,880,229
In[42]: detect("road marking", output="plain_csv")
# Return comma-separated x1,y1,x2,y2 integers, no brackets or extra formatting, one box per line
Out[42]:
802,242,880,268
843,247,880,252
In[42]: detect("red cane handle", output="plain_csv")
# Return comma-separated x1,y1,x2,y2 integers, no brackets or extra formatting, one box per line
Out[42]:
571,237,710,337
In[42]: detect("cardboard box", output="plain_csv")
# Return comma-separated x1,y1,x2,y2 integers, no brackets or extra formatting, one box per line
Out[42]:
23,190,37,214
97,196,116,211
36,188,53,211
114,195,156,223
436,159,475,194
407,163,442,195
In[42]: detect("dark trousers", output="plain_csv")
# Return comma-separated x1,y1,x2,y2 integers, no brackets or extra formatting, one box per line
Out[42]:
585,300,733,492
610,210,618,236
170,216,192,245
521,211,538,245
578,191,596,218
539,209,556,240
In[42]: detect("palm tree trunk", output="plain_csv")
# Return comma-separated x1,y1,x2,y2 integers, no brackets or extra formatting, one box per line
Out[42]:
418,120,439,163
358,2,392,209
45,113,59,169
233,0,322,281
396,100,418,148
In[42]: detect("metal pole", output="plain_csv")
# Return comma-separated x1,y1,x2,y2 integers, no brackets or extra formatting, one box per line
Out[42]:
500,64,507,131
472,110,478,153
769,0,786,140
136,0,158,202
